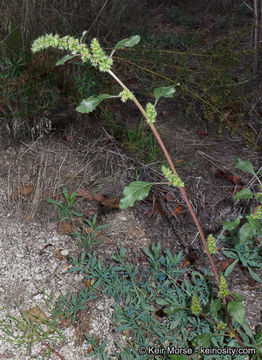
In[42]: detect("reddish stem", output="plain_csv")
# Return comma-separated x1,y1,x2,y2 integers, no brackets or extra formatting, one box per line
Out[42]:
41,341,65,360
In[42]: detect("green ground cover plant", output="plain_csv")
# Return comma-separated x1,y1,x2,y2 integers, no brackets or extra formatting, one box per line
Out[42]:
0,303,65,359
218,159,262,282
30,32,262,358
46,186,83,223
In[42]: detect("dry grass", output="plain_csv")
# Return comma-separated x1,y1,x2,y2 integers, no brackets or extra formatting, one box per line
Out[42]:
0,0,156,50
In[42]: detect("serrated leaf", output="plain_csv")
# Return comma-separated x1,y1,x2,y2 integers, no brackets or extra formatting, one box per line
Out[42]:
233,189,253,200
163,304,185,315
56,55,77,66
248,268,262,283
119,181,155,209
210,299,221,317
194,333,212,347
76,94,114,113
114,35,140,49
235,158,255,176
154,86,176,103
227,301,245,324
238,222,256,244
223,217,241,231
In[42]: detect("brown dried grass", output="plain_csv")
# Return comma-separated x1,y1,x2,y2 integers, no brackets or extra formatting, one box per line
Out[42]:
0,0,152,46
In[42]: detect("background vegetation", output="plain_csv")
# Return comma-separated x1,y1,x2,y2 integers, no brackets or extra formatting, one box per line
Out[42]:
0,0,261,149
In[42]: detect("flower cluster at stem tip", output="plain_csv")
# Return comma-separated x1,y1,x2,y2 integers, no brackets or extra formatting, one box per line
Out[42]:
145,103,157,124
252,205,262,220
119,89,135,103
218,275,230,298
207,234,217,254
161,165,184,188
31,34,112,72
216,321,227,331
191,295,202,315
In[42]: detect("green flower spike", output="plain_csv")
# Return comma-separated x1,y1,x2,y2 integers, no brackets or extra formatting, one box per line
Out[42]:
32,34,91,64
216,321,227,331
229,331,235,338
119,89,135,103
218,275,230,298
252,205,262,220
191,295,202,315
31,33,56,53
161,165,184,188
145,103,157,124
90,38,113,72
256,185,262,202
207,234,216,254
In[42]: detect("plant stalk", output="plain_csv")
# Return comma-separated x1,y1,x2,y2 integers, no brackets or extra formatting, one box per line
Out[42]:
108,68,245,346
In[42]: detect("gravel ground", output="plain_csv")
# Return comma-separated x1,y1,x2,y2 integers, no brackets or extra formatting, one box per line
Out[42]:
0,168,151,359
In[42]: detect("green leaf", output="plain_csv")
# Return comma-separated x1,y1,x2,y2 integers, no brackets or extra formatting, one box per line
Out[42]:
235,158,255,176
169,356,187,360
46,198,63,207
170,318,181,330
76,94,114,113
142,246,155,263
248,268,262,283
210,299,221,317
227,301,245,324
116,324,132,332
62,186,69,200
231,292,243,302
255,327,262,345
238,222,256,244
246,215,262,232
222,250,238,259
114,35,140,49
155,298,170,306
193,333,212,348
233,189,253,200
119,181,155,209
120,246,126,259
223,216,242,231
241,323,253,339
68,192,76,205
163,304,186,315
154,86,176,103
224,259,239,277
56,55,77,66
